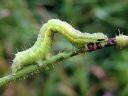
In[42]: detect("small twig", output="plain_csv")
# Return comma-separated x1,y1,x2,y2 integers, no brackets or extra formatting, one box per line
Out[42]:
0,36,127,87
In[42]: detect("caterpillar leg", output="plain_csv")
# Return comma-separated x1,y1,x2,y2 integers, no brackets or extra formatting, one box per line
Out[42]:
11,62,21,75
37,59,43,67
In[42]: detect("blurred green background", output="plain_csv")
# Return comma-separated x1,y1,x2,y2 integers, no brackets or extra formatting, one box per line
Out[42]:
0,0,128,96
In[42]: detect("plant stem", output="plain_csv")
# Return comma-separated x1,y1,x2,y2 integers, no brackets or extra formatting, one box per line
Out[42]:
0,37,127,87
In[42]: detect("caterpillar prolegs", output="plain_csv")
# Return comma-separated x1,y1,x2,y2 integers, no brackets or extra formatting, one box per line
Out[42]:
11,19,108,74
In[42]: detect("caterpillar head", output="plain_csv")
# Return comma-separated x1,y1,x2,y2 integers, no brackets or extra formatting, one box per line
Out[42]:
94,33,108,41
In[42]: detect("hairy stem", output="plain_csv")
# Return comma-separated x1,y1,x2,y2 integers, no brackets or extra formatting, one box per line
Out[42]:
0,36,126,87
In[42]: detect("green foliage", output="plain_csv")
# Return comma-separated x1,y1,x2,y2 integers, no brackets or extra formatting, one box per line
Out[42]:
0,0,128,96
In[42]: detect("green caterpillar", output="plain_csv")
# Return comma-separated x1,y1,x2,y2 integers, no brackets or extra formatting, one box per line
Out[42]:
11,19,108,74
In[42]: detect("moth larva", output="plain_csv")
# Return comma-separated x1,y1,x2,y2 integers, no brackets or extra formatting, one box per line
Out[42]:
11,19,108,74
